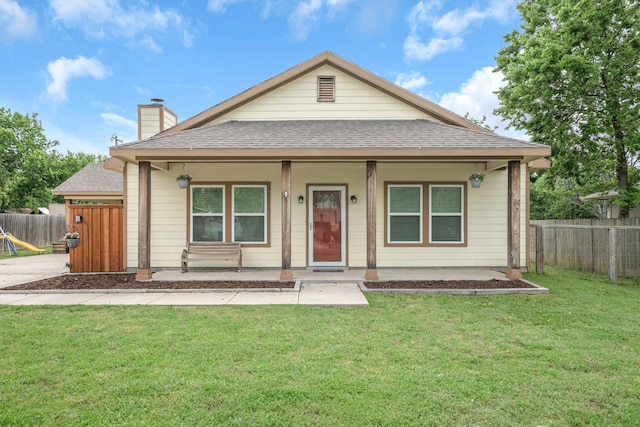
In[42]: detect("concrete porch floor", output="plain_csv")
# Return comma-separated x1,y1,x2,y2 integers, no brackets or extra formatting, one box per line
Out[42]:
152,267,509,282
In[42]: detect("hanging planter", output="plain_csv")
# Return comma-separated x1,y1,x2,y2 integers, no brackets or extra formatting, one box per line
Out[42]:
469,173,485,188
64,231,80,248
176,174,192,189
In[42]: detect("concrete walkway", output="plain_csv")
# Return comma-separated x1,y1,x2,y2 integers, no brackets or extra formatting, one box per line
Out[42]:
0,282,369,307
0,254,370,306
1,254,545,306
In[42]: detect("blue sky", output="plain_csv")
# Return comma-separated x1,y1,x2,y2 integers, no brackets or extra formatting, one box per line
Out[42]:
1,0,523,155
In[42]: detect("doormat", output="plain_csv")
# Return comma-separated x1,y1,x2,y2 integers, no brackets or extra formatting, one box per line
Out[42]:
312,269,344,273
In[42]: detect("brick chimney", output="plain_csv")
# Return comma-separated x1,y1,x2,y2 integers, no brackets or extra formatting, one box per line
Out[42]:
137,98,177,140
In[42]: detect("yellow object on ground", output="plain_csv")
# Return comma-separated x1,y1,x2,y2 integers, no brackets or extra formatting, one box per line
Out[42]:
0,234,45,253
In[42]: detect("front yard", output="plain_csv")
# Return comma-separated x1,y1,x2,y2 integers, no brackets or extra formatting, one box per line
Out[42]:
1,266,638,426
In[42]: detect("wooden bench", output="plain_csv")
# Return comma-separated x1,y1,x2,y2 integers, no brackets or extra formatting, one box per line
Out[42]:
181,242,242,272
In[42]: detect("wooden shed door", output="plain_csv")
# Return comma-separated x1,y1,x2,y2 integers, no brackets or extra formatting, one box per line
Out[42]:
67,205,124,273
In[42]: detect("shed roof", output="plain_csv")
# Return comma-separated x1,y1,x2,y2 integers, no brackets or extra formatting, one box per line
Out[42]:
53,163,123,197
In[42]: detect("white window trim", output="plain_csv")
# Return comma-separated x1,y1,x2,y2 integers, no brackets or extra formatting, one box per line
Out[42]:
429,184,464,244
191,185,225,242
387,184,423,244
232,184,267,244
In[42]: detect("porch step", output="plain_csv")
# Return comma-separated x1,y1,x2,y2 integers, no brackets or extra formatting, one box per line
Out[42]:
52,240,68,254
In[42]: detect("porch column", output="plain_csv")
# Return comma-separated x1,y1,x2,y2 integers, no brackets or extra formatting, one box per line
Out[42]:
136,161,152,280
506,160,522,279
365,160,379,280
280,161,293,280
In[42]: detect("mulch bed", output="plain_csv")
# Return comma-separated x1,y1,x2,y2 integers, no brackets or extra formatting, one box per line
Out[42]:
364,279,535,289
4,273,535,290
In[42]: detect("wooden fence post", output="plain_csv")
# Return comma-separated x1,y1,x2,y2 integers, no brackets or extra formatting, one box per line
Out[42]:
535,224,544,275
609,227,617,284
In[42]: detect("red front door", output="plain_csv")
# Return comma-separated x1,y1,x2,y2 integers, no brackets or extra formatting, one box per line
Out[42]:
309,186,346,266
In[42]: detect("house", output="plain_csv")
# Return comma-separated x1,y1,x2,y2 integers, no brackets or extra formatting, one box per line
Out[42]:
583,186,640,219
108,51,550,281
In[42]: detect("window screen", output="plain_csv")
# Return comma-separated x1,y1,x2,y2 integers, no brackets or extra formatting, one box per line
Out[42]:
430,185,463,243
233,185,267,243
191,186,224,242
388,185,422,243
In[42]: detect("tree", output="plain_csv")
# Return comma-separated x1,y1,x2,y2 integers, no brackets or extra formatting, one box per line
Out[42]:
495,0,640,217
0,108,105,211
529,172,602,219
463,113,498,133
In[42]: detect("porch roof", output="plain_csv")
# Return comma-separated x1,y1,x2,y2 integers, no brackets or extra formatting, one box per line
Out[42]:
110,119,550,164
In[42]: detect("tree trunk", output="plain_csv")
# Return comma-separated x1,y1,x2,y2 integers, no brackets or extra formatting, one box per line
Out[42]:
612,114,629,218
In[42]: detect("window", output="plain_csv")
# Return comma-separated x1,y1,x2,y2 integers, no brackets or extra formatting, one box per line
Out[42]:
233,185,267,243
191,184,269,245
385,183,465,246
430,185,464,244
388,185,422,243
191,186,224,242
317,76,335,102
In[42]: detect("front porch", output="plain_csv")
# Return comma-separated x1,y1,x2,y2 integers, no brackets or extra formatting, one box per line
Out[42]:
151,267,518,283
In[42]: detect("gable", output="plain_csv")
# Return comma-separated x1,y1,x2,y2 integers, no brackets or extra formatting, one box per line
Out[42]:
204,64,437,125
159,51,488,135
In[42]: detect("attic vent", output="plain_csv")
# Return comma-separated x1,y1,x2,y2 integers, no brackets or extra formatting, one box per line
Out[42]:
317,76,335,102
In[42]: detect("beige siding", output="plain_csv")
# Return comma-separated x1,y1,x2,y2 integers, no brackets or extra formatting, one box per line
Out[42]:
139,105,178,140
126,165,139,268
290,162,367,267
139,107,161,140
126,161,528,270
163,109,177,130
128,162,282,269
376,163,527,268
207,65,438,124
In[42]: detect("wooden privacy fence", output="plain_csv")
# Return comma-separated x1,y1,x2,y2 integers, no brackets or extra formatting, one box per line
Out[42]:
0,213,67,248
529,219,640,282
67,205,123,273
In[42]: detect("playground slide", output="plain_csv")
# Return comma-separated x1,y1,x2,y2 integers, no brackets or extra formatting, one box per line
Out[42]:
0,234,45,253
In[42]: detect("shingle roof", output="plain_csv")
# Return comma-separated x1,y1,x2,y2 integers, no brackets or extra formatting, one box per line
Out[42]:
115,119,546,151
53,163,123,195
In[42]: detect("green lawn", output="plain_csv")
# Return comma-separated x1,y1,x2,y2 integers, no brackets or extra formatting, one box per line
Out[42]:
1,267,638,426
0,246,52,259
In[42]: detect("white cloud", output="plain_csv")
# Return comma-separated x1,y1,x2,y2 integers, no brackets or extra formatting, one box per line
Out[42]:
137,35,162,53
46,56,110,102
0,0,37,41
404,0,516,61
289,0,322,40
433,7,485,35
437,66,525,138
205,0,380,40
403,34,462,61
207,0,245,13
100,112,136,130
353,0,398,34
394,71,430,91
49,0,193,50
